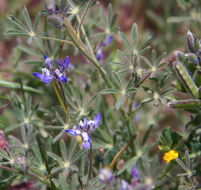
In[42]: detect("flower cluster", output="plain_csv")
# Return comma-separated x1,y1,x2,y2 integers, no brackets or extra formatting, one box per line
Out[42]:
163,150,179,163
96,35,113,61
99,164,142,190
65,113,101,149
99,168,114,185
131,164,140,185
32,56,69,84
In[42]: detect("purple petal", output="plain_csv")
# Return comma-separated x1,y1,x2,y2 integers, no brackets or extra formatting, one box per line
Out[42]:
103,35,113,46
96,49,103,61
94,113,101,126
82,141,91,149
131,165,140,181
57,58,63,65
44,56,48,60
81,132,90,142
44,57,54,68
55,69,68,83
63,56,70,68
65,129,81,136
42,76,53,83
83,118,88,126
58,75,67,83
32,72,43,80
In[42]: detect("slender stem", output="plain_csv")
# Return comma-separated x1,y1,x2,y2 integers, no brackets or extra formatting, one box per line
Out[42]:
88,143,93,179
77,0,92,35
37,35,74,46
52,81,67,115
108,136,136,169
58,81,67,110
76,14,96,61
63,17,113,88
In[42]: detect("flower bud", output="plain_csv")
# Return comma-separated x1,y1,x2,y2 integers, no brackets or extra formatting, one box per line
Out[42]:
45,0,56,13
117,159,124,170
0,131,8,150
98,147,104,155
175,51,186,63
48,14,64,28
185,53,198,65
187,31,196,53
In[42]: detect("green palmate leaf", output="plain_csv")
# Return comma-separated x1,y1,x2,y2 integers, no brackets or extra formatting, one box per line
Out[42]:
4,30,29,37
0,80,42,94
138,36,152,50
33,12,41,32
60,140,68,161
17,45,41,57
108,3,116,28
47,152,63,163
173,62,199,98
131,23,138,46
71,149,87,163
59,173,70,190
22,7,33,32
167,99,201,109
115,95,125,110
53,129,66,144
51,166,65,175
100,89,120,94
5,123,22,133
7,15,28,32
32,144,43,163
67,140,77,161
112,72,124,88
119,31,131,49
127,88,137,94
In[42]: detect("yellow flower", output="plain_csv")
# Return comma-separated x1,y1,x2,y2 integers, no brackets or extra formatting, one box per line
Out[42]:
163,150,179,163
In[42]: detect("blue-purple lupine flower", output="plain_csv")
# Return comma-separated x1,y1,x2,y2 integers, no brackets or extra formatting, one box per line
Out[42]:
119,180,134,190
32,68,53,84
131,164,140,185
103,35,113,46
57,56,70,72
55,69,67,83
96,48,103,61
65,113,101,149
99,168,114,184
44,56,54,68
32,56,69,84
96,35,113,61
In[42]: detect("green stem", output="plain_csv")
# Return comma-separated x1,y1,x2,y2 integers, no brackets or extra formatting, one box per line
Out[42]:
88,143,93,179
77,0,92,35
52,81,67,115
37,35,74,46
63,17,113,88
58,81,67,110
76,11,95,59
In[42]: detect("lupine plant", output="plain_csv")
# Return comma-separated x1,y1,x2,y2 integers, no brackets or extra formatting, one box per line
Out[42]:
0,0,201,189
